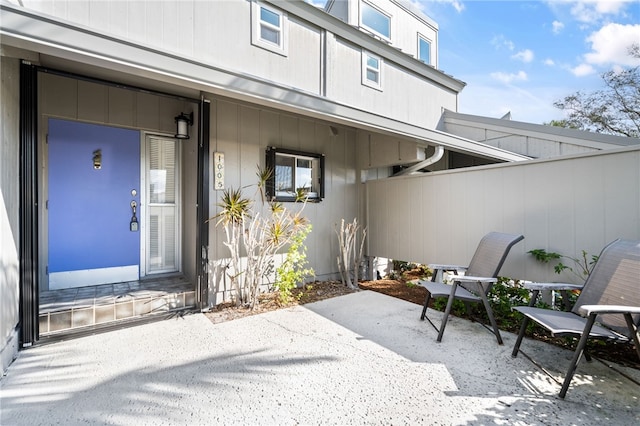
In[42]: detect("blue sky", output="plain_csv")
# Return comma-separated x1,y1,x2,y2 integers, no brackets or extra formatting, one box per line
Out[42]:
413,0,640,124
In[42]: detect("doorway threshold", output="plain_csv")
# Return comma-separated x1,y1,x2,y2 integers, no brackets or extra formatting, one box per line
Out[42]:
39,275,195,336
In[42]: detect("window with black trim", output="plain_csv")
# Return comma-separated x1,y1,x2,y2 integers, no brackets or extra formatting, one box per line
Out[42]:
251,1,288,56
266,147,324,202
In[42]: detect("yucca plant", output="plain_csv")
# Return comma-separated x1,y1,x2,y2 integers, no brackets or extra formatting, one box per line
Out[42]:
215,187,251,226
213,166,313,309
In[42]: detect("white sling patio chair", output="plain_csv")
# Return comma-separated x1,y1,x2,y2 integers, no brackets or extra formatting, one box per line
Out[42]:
511,239,640,399
419,232,524,344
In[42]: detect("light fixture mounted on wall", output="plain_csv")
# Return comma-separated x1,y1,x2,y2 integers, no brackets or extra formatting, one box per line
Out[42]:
175,112,194,139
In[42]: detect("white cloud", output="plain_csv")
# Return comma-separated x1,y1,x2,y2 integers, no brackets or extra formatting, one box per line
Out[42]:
490,71,528,84
458,83,564,124
552,20,565,34
544,58,555,66
583,23,640,66
569,0,629,24
570,63,596,76
512,49,534,63
409,0,464,14
435,0,465,13
449,0,464,13
491,35,515,51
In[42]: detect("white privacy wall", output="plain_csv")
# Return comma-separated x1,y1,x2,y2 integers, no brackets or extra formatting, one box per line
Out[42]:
365,146,640,283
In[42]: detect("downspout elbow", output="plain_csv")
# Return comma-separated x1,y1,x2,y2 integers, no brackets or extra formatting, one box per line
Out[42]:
394,145,444,176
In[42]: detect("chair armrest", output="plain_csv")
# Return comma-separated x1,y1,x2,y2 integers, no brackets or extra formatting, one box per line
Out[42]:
578,305,640,316
522,282,583,292
451,275,497,283
428,264,468,272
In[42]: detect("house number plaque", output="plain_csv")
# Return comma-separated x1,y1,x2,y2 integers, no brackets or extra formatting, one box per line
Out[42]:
214,152,224,190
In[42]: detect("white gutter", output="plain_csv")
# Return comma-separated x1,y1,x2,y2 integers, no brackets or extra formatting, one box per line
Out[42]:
394,145,444,176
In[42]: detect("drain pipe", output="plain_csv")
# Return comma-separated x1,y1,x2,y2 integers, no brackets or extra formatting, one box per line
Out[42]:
394,145,444,176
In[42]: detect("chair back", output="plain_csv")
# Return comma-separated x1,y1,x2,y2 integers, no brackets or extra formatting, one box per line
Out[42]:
572,239,640,336
465,232,525,293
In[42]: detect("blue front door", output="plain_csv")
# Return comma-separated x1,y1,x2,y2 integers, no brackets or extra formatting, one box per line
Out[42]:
48,119,141,289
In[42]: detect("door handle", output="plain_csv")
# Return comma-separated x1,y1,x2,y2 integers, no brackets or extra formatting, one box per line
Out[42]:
130,200,138,232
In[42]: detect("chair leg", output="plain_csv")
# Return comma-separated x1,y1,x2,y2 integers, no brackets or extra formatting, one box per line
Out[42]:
512,290,539,357
436,285,458,342
512,316,530,357
420,293,431,320
559,314,596,399
420,271,438,321
624,313,640,361
479,293,503,345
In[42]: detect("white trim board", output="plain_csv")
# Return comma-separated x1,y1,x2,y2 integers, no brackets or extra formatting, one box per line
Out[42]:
49,265,139,290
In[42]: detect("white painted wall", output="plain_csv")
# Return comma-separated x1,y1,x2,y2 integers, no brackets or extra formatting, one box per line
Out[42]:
0,55,21,373
366,146,640,284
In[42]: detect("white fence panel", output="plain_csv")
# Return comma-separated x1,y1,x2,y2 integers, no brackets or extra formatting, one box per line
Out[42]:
365,146,640,283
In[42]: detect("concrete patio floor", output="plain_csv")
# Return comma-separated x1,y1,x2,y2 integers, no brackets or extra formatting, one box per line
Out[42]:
1,290,639,425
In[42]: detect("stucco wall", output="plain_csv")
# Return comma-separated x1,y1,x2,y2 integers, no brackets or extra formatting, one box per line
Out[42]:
0,56,20,373
366,146,640,284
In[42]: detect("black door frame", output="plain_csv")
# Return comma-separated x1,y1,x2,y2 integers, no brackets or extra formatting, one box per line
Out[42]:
19,61,39,347
18,63,210,346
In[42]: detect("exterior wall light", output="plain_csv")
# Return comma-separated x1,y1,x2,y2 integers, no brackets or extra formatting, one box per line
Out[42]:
175,112,193,139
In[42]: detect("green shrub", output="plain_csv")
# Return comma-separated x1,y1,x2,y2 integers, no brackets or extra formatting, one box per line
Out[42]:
528,248,598,282
275,224,314,305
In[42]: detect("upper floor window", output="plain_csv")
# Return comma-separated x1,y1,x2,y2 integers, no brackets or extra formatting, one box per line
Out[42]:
361,2,391,40
266,147,324,202
251,1,288,56
362,51,383,90
418,35,431,65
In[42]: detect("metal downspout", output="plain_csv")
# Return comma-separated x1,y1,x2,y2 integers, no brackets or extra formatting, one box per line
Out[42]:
393,145,444,176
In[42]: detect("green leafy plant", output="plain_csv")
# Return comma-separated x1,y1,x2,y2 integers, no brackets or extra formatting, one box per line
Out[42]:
528,248,598,282
275,224,314,305
487,277,533,330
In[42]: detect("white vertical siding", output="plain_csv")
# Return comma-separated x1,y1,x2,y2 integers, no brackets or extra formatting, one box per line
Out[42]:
0,56,21,374
19,0,455,135
333,0,439,65
366,147,640,283
442,120,628,159
327,38,455,128
208,97,359,301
